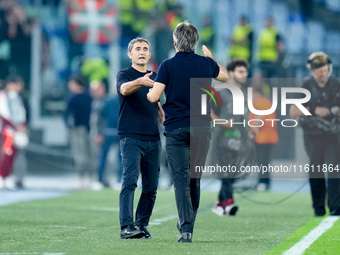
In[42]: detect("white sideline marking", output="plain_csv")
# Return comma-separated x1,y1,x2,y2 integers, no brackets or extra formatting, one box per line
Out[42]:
283,216,339,255
86,207,119,212
48,225,88,229
151,204,176,213
149,214,178,226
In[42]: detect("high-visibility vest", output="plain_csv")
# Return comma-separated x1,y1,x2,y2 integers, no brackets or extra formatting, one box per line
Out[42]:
229,25,252,60
135,0,156,11
81,58,109,83
259,27,279,61
118,0,134,25
248,97,279,144
133,0,156,32
132,19,147,33
201,26,214,44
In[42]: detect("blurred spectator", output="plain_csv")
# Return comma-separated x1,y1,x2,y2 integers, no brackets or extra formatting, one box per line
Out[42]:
64,74,94,189
118,0,157,66
90,80,107,145
81,58,110,84
0,75,27,190
89,80,107,189
153,16,173,65
89,80,106,152
119,0,185,67
229,15,253,63
132,0,157,34
257,16,284,78
200,16,215,53
94,93,122,190
249,72,279,191
163,1,184,30
209,60,256,217
118,0,139,41
0,1,10,83
153,0,184,65
12,76,30,189
0,2,9,37
3,0,36,87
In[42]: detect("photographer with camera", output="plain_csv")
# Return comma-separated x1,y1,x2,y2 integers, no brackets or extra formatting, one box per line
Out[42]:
290,52,340,216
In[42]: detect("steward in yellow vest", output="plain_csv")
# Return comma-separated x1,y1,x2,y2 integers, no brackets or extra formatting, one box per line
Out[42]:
229,16,253,62
133,0,156,33
257,17,284,78
259,27,279,62
118,0,156,37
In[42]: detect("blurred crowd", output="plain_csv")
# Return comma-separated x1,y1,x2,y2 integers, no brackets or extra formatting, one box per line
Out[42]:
0,0,291,88
0,0,297,191
0,0,338,192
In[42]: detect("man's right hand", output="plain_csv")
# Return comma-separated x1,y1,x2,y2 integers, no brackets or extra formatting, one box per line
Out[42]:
138,72,154,87
202,45,213,59
120,72,154,96
203,45,228,82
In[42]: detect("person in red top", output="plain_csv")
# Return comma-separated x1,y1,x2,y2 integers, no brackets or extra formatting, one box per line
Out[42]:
249,72,279,191
0,75,27,189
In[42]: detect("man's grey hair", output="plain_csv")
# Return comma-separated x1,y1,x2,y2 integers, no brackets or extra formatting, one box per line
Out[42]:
173,21,199,52
127,37,150,52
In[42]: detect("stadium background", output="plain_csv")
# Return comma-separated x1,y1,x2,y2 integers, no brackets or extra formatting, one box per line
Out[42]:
0,0,340,176
1,1,340,254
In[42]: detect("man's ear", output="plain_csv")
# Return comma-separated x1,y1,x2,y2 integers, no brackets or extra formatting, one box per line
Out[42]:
127,51,132,60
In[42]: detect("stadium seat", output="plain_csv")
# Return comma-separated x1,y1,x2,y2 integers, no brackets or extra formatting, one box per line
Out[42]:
287,19,306,53
306,21,325,52
271,2,289,33
326,31,340,59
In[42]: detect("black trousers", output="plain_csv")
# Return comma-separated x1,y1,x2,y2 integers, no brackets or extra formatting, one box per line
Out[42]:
165,127,211,233
119,138,160,228
218,178,234,202
304,134,340,215
255,143,272,185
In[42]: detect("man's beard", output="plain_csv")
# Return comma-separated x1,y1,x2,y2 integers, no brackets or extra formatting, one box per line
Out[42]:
234,77,247,86
316,77,328,84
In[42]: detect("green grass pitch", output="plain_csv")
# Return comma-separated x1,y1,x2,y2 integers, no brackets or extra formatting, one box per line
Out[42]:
0,189,337,255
